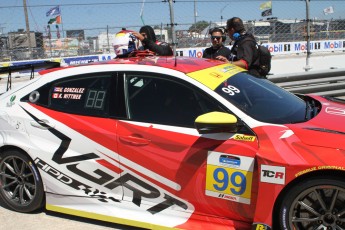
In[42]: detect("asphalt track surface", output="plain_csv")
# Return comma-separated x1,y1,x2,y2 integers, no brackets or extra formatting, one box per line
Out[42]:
0,198,145,230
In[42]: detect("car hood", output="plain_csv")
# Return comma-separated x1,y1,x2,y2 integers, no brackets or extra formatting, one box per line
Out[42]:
286,97,345,150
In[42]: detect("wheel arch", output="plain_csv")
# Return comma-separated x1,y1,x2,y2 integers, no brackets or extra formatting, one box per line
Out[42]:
272,169,345,228
0,145,46,212
0,144,47,193
0,145,33,160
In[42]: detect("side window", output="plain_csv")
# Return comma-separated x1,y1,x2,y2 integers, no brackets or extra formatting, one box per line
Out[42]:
48,75,112,116
21,74,115,117
127,74,224,127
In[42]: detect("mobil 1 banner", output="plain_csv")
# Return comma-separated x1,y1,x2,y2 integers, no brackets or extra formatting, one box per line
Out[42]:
265,39,345,55
177,39,345,57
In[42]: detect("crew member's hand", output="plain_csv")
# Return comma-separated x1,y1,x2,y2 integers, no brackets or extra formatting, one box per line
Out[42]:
215,55,228,62
132,32,145,41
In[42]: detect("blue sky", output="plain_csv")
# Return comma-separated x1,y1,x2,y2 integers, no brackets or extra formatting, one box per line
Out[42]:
0,0,344,37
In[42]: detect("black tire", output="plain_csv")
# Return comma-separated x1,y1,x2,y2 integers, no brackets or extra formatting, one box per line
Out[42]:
0,149,44,212
277,176,345,230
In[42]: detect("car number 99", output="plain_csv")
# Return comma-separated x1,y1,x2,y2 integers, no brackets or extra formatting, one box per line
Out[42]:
206,165,252,200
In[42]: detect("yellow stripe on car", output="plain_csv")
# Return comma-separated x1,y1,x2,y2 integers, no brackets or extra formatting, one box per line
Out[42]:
187,64,245,90
46,204,179,230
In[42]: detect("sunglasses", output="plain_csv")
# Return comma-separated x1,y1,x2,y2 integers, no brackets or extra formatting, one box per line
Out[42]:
211,36,222,40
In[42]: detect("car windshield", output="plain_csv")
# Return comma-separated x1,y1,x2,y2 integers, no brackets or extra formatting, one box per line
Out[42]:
214,73,307,124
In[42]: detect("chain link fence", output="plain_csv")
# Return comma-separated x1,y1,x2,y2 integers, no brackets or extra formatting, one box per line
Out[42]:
0,0,344,61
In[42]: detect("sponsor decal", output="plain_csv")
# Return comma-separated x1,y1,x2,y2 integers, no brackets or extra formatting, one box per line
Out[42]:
63,56,99,65
282,207,288,230
233,134,256,142
218,193,238,201
7,95,16,107
283,44,290,52
210,72,222,78
216,65,240,73
260,165,285,185
35,157,122,203
23,108,191,217
188,49,204,58
295,166,345,177
28,161,40,182
295,166,317,177
324,41,343,49
187,64,244,90
219,155,241,167
206,151,254,204
252,223,272,230
326,107,345,116
176,50,183,56
10,95,16,102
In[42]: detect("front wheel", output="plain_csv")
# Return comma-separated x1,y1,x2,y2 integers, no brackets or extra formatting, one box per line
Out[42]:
0,149,44,212
277,176,345,230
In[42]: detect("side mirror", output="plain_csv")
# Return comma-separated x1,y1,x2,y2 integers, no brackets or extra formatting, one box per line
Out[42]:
194,112,239,134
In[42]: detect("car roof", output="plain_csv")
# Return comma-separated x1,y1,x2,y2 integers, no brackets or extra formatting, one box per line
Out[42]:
39,56,226,75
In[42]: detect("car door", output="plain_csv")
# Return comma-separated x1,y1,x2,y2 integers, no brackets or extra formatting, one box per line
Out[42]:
116,72,259,226
21,73,124,203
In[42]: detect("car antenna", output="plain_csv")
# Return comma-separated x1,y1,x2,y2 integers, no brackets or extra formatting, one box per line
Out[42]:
166,0,177,67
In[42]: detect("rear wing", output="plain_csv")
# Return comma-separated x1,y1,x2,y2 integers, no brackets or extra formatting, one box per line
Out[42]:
0,61,60,92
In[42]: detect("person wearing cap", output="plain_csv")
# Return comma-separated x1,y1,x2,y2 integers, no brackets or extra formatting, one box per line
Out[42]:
132,25,173,56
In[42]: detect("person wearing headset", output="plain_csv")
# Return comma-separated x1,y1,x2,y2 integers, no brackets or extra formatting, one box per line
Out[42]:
202,27,231,60
132,25,173,56
223,17,261,77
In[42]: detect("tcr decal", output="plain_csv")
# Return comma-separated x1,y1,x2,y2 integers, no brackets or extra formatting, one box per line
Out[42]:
260,165,285,185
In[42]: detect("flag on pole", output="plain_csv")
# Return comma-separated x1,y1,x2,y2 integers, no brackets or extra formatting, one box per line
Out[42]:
260,1,272,11
56,25,60,39
323,6,334,15
48,15,61,24
261,8,272,17
47,25,51,39
46,6,61,17
260,1,272,17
